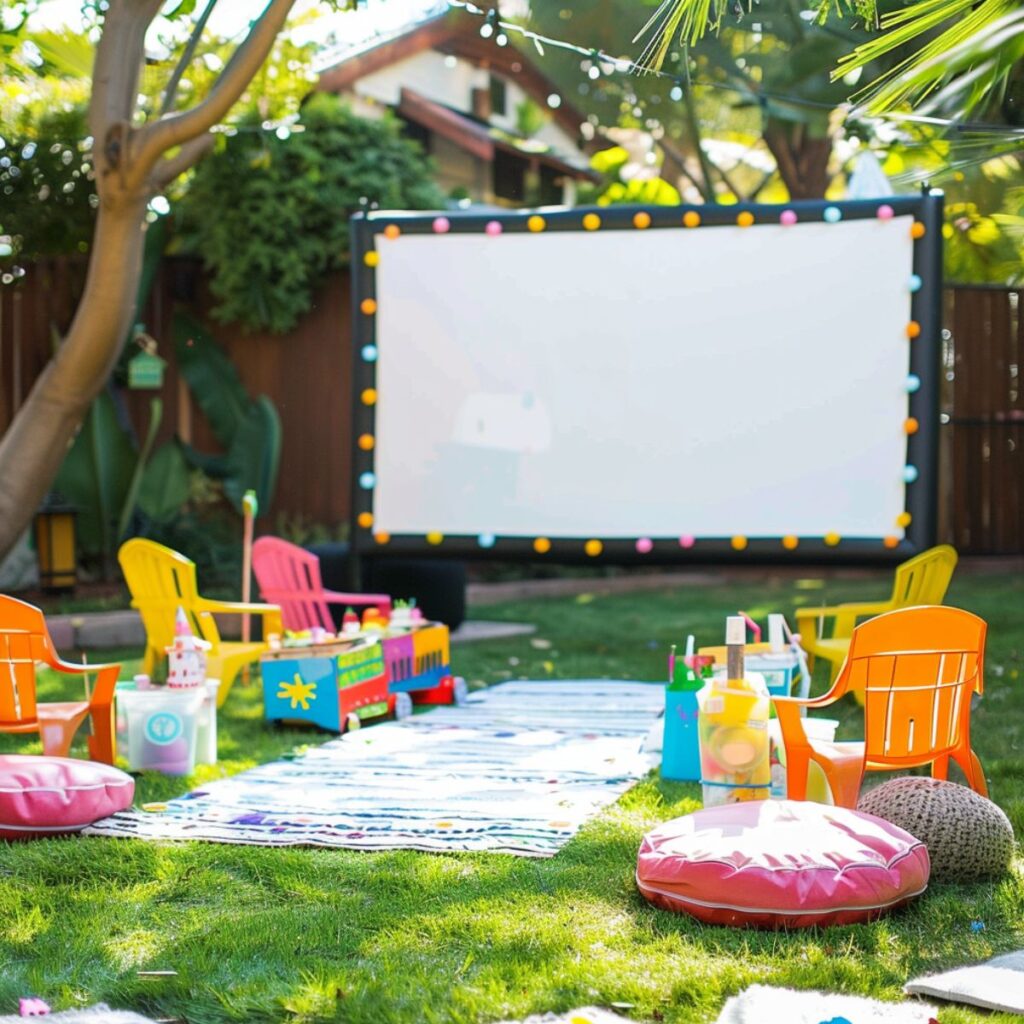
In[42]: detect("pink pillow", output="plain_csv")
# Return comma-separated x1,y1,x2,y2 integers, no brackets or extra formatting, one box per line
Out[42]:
0,755,134,840
637,799,929,929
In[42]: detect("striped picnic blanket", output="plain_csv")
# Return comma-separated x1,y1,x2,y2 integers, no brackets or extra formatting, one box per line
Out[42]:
85,680,662,856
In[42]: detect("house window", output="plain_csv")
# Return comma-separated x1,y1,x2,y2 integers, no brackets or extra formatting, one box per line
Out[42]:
489,75,507,118
493,149,526,203
539,165,563,206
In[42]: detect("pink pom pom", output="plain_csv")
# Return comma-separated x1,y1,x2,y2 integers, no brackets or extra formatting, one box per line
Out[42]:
485,220,503,236
877,204,895,220
636,537,653,554
432,217,450,234
678,535,695,549
780,209,797,226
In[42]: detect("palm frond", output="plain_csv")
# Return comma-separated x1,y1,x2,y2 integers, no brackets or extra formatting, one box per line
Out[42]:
835,0,1021,114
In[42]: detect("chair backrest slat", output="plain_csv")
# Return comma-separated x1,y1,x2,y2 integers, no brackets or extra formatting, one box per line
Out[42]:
891,545,958,607
0,597,55,726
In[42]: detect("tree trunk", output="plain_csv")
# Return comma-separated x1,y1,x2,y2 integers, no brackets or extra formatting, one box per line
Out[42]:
763,117,834,200
0,196,148,558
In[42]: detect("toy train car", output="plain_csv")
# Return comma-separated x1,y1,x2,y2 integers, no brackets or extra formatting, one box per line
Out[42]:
261,623,467,732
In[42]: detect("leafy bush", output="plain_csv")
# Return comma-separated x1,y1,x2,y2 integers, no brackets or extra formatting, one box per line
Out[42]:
177,93,444,333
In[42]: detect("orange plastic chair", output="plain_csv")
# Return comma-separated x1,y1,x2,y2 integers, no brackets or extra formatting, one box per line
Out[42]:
774,606,988,809
0,595,120,764
796,544,959,690
119,538,282,708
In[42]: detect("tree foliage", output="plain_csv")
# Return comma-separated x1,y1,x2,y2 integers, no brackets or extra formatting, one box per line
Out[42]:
176,93,443,333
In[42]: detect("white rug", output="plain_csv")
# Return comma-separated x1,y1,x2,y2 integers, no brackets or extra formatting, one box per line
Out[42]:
905,949,1024,1013
715,985,936,1024
85,681,661,857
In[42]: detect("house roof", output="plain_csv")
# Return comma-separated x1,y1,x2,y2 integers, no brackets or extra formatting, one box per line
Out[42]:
316,7,590,148
397,88,599,180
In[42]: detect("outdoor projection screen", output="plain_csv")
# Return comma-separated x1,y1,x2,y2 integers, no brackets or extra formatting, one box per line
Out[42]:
350,195,941,561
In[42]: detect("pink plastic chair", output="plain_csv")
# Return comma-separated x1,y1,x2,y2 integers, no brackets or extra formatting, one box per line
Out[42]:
251,537,391,632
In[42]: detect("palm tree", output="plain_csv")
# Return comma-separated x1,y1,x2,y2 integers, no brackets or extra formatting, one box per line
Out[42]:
636,0,1023,120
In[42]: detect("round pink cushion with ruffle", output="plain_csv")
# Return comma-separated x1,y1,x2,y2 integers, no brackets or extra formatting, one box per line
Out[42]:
637,799,930,929
0,755,134,840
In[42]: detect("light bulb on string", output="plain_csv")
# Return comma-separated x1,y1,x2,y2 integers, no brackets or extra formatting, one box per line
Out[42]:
669,80,683,102
479,8,496,38
495,31,508,46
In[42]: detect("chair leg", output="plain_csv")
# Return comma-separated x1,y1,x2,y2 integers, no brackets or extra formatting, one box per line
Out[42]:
825,763,863,809
37,710,89,758
786,749,810,801
87,703,116,765
931,754,950,781
952,748,989,798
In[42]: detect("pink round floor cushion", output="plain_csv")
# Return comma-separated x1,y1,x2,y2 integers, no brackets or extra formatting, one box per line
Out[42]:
0,755,134,840
637,800,930,929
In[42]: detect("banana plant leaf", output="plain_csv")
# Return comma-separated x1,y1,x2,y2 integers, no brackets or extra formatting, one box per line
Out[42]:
173,310,250,448
138,441,191,524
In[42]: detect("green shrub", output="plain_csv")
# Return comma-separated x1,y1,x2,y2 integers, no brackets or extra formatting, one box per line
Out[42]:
177,94,443,333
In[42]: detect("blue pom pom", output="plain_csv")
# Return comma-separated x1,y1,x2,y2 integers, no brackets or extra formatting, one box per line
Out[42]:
903,465,919,484
361,345,378,362
359,472,376,489
909,274,923,292
906,374,921,393
477,533,496,548
823,206,842,223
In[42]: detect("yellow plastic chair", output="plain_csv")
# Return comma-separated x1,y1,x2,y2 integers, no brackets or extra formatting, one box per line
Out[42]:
796,544,958,693
775,605,988,808
118,538,282,708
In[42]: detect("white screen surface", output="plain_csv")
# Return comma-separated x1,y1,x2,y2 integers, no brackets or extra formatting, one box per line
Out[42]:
372,217,913,539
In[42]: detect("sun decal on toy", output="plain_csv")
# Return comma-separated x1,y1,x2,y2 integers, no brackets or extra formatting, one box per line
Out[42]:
278,673,317,711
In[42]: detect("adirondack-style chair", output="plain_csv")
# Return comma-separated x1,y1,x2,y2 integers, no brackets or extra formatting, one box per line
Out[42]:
797,544,958,690
775,605,988,808
0,595,120,763
251,536,391,632
118,538,282,708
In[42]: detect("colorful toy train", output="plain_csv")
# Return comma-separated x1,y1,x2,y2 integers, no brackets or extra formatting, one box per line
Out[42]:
260,615,466,732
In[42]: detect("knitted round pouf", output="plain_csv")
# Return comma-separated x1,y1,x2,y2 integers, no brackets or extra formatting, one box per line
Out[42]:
858,777,1014,883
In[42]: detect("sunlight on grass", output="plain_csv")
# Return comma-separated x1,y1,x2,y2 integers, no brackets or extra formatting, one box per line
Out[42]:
0,570,1021,1022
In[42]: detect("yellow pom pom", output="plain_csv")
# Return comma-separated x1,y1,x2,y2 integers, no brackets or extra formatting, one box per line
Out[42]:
360,298,377,316
361,388,377,406
737,211,755,228
782,535,799,551
426,531,443,546
357,512,374,529
582,213,601,231
633,211,651,229
897,512,912,528
683,211,701,228
584,539,603,557
358,434,374,451
731,535,748,551
824,532,841,547
363,251,380,267
533,537,552,554
527,215,546,233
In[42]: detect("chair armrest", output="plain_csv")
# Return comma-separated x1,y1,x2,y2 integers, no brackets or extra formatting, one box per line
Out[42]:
44,658,120,706
797,601,892,640
323,591,392,611
197,599,283,638
772,693,839,749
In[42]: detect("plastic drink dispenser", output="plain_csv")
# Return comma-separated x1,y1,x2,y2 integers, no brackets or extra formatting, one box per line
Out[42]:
661,637,709,781
697,616,771,806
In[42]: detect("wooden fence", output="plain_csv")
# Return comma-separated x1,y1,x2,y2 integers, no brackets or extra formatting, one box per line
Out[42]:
1,262,1021,553
943,285,1024,554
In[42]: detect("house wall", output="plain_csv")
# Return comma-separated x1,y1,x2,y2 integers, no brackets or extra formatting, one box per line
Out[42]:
491,78,583,161
355,49,486,110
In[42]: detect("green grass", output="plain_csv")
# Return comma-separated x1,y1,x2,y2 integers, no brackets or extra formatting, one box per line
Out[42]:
1,570,1022,1023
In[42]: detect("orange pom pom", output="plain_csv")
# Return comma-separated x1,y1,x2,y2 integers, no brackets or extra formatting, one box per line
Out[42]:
633,211,651,229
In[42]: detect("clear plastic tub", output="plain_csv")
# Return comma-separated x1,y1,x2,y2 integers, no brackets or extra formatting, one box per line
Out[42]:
118,687,205,775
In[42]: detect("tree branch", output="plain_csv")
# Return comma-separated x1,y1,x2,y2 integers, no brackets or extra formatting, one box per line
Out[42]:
130,0,298,184
161,0,221,116
149,131,216,188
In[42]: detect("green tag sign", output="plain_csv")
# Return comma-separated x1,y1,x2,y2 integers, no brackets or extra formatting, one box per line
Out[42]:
128,350,167,390
337,644,385,689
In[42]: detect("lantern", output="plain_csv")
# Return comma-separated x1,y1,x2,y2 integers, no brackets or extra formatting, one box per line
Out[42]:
34,495,77,592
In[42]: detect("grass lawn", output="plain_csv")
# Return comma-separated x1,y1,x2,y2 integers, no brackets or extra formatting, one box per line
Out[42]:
1,569,1022,1023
